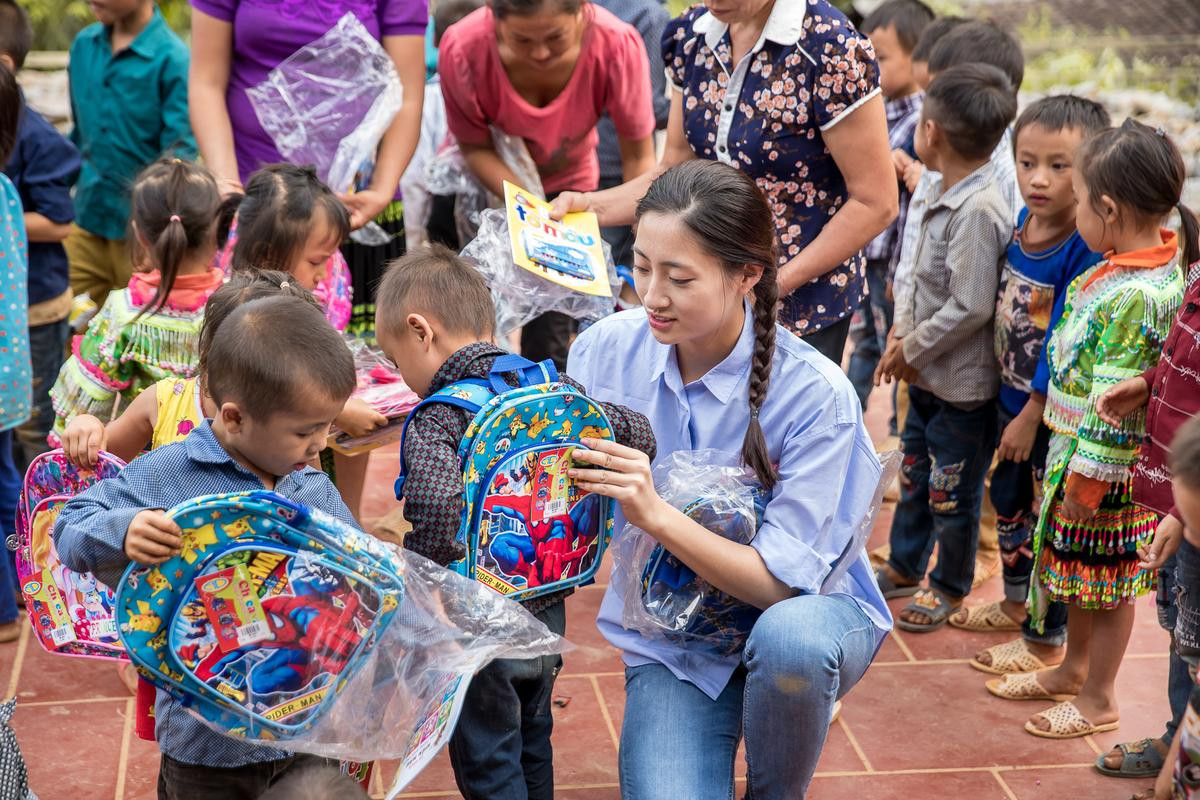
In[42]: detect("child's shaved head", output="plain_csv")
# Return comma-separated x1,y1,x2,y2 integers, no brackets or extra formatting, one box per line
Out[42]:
375,244,496,339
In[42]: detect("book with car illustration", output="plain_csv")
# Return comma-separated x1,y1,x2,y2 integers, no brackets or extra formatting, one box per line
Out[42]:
504,181,611,298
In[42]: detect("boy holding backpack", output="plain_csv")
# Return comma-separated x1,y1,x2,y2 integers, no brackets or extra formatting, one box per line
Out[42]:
375,244,656,800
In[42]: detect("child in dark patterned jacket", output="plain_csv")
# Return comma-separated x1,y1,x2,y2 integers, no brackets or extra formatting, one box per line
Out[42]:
374,244,655,800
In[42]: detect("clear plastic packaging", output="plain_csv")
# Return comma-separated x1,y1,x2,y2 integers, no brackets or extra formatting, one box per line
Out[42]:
613,449,902,656
195,546,569,781
328,338,421,454
246,12,403,245
461,207,620,337
424,127,544,245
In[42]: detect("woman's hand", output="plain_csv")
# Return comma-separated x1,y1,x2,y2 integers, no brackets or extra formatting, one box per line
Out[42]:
340,189,393,231
336,397,389,438
568,437,668,532
62,414,107,469
548,191,593,220
1096,376,1150,427
217,177,244,199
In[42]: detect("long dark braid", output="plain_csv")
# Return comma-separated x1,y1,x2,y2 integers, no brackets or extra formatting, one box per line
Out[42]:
636,160,780,490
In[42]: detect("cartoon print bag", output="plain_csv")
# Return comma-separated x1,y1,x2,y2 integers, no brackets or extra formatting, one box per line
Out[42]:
117,491,403,741
10,450,128,660
395,354,616,602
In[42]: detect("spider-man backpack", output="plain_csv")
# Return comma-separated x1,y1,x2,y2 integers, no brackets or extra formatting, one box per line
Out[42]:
395,355,616,602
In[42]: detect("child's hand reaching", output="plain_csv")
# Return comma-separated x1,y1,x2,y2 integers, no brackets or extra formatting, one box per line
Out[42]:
903,160,924,194
62,414,108,469
1138,513,1183,570
891,148,913,182
875,335,919,386
1096,376,1150,427
997,401,1042,463
125,510,183,565
336,397,389,438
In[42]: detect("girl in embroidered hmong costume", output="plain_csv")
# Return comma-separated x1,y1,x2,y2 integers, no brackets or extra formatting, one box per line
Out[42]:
988,120,1195,740
49,159,225,443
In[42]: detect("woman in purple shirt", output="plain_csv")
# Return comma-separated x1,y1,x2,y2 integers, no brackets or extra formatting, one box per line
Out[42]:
188,0,428,337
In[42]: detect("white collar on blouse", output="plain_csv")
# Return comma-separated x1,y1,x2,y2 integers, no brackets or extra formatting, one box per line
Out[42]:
693,0,807,52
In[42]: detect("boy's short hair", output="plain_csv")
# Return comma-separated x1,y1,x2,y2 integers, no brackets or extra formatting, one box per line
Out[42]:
434,0,484,45
376,244,495,340
861,0,936,53
0,1,32,70
1013,95,1111,145
923,63,1018,161
927,19,1024,91
1169,415,1200,491
206,296,356,420
910,15,965,63
198,270,322,389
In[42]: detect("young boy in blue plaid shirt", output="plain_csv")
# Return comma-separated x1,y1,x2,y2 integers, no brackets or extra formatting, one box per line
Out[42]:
848,0,934,414
54,296,356,800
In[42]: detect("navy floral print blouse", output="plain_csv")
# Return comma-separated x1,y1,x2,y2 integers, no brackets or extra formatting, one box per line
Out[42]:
663,0,880,335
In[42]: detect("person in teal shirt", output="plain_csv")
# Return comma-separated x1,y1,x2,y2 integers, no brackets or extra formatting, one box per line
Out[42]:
66,0,195,309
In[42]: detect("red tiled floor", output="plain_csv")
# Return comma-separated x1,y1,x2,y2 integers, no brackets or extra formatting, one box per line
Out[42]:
1,384,1182,799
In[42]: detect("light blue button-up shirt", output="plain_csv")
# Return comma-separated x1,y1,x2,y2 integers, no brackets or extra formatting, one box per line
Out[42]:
568,307,892,699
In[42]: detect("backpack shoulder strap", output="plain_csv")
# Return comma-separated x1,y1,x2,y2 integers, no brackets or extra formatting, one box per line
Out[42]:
394,378,493,498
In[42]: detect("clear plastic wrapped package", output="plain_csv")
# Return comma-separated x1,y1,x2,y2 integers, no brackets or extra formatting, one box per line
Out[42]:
425,127,544,245
246,12,403,245
461,207,620,337
613,449,902,656
116,491,570,794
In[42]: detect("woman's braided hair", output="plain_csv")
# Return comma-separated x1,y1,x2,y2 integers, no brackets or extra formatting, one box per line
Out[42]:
636,160,780,490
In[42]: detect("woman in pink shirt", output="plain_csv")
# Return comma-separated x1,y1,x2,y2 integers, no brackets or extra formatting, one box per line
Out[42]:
438,0,656,367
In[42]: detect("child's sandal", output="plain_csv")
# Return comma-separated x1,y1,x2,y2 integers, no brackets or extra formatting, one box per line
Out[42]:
985,671,1074,703
948,601,1021,632
896,589,958,633
969,639,1054,675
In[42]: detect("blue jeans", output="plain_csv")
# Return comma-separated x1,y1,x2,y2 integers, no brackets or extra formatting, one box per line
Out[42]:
990,404,1067,646
15,319,70,469
448,601,565,800
0,430,21,624
847,259,893,411
888,386,998,599
1158,555,1192,741
618,594,877,800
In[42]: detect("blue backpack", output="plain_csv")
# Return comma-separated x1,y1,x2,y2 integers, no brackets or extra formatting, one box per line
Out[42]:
396,355,616,602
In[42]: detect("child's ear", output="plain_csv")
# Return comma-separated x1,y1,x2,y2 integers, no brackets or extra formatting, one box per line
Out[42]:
740,264,764,297
219,402,245,433
1099,194,1121,225
407,313,435,350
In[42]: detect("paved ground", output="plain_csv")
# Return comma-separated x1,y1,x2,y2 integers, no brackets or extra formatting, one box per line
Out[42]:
2,384,1175,799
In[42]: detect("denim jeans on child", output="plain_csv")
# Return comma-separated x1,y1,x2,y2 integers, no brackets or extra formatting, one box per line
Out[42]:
0,431,24,625
15,319,70,468
990,405,1067,645
618,594,877,800
888,386,998,599
449,600,566,800
847,259,894,410
1175,539,1200,660
1160,555,1193,742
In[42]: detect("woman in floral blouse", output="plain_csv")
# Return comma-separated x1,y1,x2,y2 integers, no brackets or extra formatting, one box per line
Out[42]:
552,0,898,362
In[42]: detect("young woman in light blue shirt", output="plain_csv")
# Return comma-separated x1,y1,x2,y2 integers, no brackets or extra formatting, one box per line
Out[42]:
567,160,892,799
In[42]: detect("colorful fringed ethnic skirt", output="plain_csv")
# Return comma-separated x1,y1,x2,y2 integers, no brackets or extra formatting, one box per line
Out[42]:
1030,432,1157,618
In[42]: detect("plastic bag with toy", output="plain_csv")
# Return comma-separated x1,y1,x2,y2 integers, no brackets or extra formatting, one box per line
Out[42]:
613,448,902,656
328,337,420,454
460,207,621,338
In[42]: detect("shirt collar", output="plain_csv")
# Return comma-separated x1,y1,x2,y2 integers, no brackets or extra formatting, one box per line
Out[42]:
693,0,806,53
184,421,236,464
1106,229,1179,268
427,342,507,395
649,303,756,405
96,7,167,58
928,160,997,213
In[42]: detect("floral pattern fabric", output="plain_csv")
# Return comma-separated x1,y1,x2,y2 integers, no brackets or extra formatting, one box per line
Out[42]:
663,0,880,335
